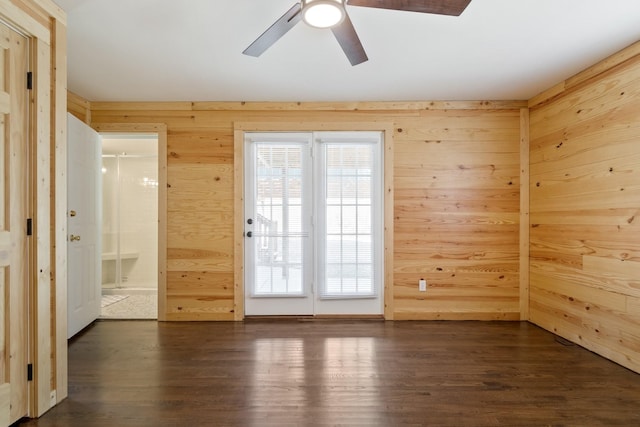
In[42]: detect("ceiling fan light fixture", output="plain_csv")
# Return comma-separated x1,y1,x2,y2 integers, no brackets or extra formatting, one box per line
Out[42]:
302,0,346,29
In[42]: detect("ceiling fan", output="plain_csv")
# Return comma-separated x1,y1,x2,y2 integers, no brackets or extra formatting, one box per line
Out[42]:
243,0,472,66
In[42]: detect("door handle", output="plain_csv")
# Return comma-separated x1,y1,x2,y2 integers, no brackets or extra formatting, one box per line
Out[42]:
69,210,77,217
70,234,81,242
246,231,252,238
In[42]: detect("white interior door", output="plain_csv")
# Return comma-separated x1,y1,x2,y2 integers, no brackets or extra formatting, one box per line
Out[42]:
67,113,102,338
244,132,383,316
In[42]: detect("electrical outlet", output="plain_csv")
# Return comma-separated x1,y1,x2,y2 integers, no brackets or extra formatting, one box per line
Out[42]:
419,279,427,292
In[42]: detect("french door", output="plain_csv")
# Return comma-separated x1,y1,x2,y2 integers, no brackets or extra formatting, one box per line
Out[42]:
0,20,30,424
244,132,383,316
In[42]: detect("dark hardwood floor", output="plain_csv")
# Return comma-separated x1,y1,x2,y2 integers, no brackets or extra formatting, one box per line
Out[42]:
17,320,640,426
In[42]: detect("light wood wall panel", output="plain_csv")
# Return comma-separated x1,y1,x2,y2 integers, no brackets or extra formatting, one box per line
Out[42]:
90,102,524,321
392,109,521,320
52,18,68,404
1,0,68,419
529,42,640,373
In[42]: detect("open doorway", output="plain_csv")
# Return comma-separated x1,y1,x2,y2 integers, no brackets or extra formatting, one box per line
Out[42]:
100,134,159,319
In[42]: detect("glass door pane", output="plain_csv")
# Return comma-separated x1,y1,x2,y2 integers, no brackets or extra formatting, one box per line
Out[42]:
323,143,375,297
244,134,313,316
254,144,306,295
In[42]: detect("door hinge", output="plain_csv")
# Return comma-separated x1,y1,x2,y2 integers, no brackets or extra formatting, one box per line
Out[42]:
27,71,33,90
26,218,33,236
27,363,33,381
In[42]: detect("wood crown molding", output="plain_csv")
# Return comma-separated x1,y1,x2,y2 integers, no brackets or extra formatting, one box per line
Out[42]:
528,40,640,109
89,100,528,112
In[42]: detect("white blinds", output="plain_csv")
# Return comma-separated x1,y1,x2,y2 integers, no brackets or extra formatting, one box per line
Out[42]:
318,139,381,298
253,143,308,295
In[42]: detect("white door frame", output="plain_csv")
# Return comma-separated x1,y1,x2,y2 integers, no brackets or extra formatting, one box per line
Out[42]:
235,123,395,319
241,129,393,320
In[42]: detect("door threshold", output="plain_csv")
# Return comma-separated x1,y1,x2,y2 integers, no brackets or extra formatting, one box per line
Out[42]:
244,315,384,322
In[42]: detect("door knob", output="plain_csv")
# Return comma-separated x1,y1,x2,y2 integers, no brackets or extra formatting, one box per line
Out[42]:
246,231,252,238
69,210,77,217
70,235,81,242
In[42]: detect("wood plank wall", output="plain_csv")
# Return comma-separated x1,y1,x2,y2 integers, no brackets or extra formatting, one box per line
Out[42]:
1,0,68,417
392,108,522,320
86,101,525,321
528,41,640,373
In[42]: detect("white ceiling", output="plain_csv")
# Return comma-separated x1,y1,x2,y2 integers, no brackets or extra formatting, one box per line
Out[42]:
55,0,640,103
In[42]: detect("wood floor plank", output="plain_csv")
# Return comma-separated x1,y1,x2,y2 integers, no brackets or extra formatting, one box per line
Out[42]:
16,320,640,427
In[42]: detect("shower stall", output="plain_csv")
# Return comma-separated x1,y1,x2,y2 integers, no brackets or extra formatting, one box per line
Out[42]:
101,137,158,294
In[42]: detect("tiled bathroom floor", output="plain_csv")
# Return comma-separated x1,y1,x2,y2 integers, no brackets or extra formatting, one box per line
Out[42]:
101,293,157,319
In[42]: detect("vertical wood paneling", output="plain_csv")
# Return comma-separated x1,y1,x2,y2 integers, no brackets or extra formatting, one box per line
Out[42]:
91,104,523,321
1,1,73,415
519,108,530,320
0,382,8,426
157,128,168,321
52,18,67,404
9,25,29,423
529,45,640,373
232,128,244,321
383,125,395,320
32,35,52,417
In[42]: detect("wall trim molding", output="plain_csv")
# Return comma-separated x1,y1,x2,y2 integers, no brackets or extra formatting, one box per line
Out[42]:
89,100,528,112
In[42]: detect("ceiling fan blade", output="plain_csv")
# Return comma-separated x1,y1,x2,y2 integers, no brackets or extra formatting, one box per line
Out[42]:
347,0,472,16
243,3,303,57
331,13,368,66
